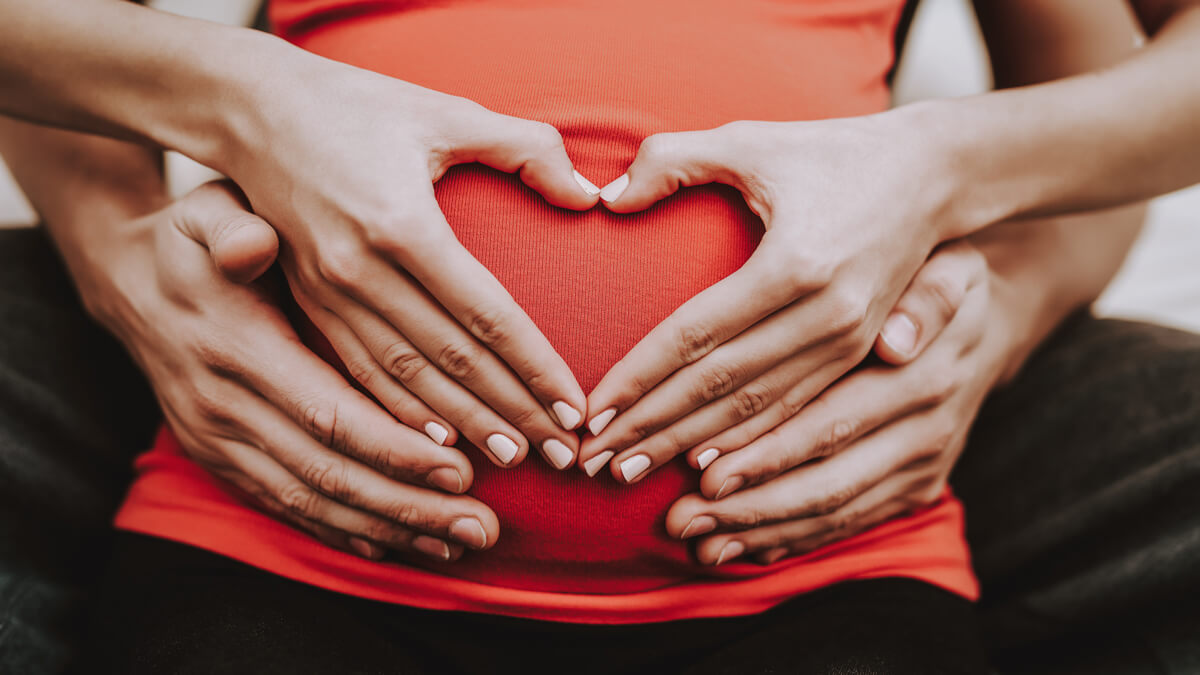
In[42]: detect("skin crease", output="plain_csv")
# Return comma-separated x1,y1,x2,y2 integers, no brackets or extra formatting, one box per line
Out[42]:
0,0,1188,562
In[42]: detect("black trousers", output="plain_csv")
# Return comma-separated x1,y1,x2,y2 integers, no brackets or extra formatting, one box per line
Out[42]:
1,227,1198,673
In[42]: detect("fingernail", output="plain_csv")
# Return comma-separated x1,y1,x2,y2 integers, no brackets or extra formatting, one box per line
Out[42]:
762,547,788,565
424,421,450,446
619,454,652,482
413,535,451,561
486,433,519,465
552,401,583,430
696,448,720,470
542,438,574,470
450,518,488,549
599,174,630,202
587,407,617,436
714,540,745,566
583,450,614,478
716,475,744,500
681,515,717,539
349,537,382,560
425,467,464,494
881,313,918,356
573,170,601,196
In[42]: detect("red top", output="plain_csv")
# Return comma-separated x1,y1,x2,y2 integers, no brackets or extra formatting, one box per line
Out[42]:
114,0,978,623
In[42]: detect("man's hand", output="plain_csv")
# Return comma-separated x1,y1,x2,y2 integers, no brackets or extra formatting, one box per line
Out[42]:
222,67,599,472
577,116,945,481
91,181,500,561
662,243,1002,565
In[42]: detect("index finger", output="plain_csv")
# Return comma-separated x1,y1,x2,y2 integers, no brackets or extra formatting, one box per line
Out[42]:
389,198,586,431
584,238,809,435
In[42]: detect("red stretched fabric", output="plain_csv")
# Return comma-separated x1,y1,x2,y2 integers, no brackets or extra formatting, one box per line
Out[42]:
114,0,979,623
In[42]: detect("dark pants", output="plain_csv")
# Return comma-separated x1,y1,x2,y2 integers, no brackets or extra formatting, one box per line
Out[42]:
0,226,1197,673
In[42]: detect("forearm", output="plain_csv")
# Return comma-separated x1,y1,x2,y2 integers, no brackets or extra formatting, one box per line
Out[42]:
899,1,1200,239
0,116,165,323
971,203,1145,384
0,0,314,174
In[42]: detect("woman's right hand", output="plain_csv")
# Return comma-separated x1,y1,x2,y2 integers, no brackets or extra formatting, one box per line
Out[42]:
219,61,599,471
83,181,500,562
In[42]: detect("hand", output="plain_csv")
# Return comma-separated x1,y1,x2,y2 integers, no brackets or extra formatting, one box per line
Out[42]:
224,64,600,471
663,243,1007,565
578,116,947,481
86,181,500,562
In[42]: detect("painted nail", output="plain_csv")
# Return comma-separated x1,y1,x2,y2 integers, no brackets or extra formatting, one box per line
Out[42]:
450,518,488,550
425,467,464,494
680,515,717,539
349,537,381,560
620,454,652,483
599,173,630,202
573,170,601,196
716,475,744,500
587,407,617,436
881,313,918,356
552,401,583,430
542,438,574,470
486,433,519,464
696,448,720,470
413,535,451,561
583,450,615,478
424,421,450,446
714,540,745,566
761,547,789,565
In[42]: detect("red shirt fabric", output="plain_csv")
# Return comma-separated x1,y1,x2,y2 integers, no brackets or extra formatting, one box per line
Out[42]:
114,0,978,623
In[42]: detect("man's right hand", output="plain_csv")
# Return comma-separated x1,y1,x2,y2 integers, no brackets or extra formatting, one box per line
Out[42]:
220,64,599,471
86,181,499,562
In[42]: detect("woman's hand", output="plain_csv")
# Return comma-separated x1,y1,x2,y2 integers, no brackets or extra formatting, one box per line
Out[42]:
224,63,600,471
662,243,1007,565
86,181,500,562
578,116,950,481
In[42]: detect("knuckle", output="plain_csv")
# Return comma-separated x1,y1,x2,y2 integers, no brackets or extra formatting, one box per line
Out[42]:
638,133,676,164
277,482,319,519
302,458,349,501
809,485,858,517
922,371,959,405
729,382,772,420
465,306,510,348
528,121,566,152
692,363,740,406
676,324,718,365
435,341,483,381
316,241,368,289
299,398,340,449
919,272,967,322
824,287,869,337
811,417,859,459
191,384,236,427
381,341,427,385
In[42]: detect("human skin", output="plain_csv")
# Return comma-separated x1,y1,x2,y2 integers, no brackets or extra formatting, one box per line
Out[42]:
576,0,1193,483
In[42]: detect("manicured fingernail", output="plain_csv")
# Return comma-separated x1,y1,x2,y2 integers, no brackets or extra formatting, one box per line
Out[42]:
762,547,788,565
413,535,451,561
450,518,488,549
587,407,617,436
716,475,744,500
425,467,464,494
620,454,652,482
349,537,382,560
542,439,574,470
573,170,601,196
681,515,717,539
696,448,720,470
715,540,745,566
881,313,918,356
424,421,450,445
599,173,630,202
583,450,614,478
486,433,519,464
552,401,583,430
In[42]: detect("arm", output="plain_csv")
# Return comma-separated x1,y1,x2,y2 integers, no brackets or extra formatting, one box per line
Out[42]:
0,118,499,558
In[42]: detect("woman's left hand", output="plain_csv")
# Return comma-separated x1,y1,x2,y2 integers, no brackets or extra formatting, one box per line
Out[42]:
578,114,955,481
662,242,1009,565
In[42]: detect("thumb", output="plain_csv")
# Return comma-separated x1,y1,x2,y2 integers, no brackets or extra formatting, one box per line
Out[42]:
444,108,600,210
600,125,751,213
174,181,279,284
874,241,987,365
